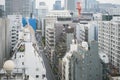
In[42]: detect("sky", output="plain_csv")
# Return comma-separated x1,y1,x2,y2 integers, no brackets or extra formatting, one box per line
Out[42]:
0,0,120,9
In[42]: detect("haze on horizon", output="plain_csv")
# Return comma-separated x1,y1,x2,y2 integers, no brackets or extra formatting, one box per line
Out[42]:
0,0,120,9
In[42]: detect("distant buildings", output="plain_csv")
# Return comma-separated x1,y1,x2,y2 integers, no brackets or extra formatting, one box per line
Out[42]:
64,0,99,13
53,0,62,10
62,41,102,80
64,0,76,11
5,0,34,17
99,3,120,15
37,2,48,19
36,2,48,30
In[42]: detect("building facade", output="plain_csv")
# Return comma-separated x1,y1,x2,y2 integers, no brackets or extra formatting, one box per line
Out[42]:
53,0,62,10
76,21,98,43
0,18,6,69
64,0,76,12
98,15,120,73
62,41,102,80
7,15,22,56
5,0,34,17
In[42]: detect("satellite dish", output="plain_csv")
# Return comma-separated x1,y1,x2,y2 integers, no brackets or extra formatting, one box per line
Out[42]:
3,60,15,74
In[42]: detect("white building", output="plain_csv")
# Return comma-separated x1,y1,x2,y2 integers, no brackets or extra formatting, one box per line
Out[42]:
62,41,102,80
76,21,98,43
45,10,71,58
98,15,120,73
36,2,48,31
0,25,47,80
7,15,22,53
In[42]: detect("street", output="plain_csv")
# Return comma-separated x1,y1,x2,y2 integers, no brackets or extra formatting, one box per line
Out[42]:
36,32,56,80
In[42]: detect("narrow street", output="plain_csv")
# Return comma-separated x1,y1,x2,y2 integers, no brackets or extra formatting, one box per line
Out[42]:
36,32,56,80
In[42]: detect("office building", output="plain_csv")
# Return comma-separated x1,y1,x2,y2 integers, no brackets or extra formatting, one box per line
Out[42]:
37,2,48,30
0,18,6,69
45,10,71,37
76,21,98,43
62,41,102,80
98,15,120,74
53,0,62,10
0,5,4,17
5,0,34,17
64,0,76,11
7,15,22,55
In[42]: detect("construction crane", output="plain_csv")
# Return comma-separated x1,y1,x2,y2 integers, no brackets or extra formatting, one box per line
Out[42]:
76,2,81,16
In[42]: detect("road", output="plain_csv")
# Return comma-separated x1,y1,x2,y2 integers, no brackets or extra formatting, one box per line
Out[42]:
35,32,56,80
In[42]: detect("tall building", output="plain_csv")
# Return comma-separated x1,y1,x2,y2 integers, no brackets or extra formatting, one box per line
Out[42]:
53,0,62,10
76,21,98,43
37,2,48,19
7,15,22,55
0,18,6,69
37,2,48,30
64,0,76,11
62,41,102,80
45,10,71,55
0,5,4,17
5,0,34,17
98,15,120,74
75,0,99,12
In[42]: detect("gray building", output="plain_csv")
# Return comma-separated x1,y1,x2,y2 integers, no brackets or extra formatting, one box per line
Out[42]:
0,18,7,69
5,0,34,17
53,0,62,10
0,5,4,17
62,41,102,80
64,0,75,11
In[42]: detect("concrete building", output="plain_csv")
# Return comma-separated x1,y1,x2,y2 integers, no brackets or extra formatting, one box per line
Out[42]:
0,5,4,17
5,0,34,17
76,21,98,43
98,15,120,74
0,18,6,69
64,0,75,12
53,0,62,10
45,14,75,64
99,3,120,15
62,41,102,80
45,10,71,45
44,10,71,37
37,2,48,19
36,2,48,30
7,15,22,55
64,0,99,13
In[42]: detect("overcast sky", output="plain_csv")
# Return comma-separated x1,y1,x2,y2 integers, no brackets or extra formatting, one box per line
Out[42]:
0,0,120,9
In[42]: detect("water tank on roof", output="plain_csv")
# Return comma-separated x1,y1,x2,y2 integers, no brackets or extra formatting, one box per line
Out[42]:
82,41,88,50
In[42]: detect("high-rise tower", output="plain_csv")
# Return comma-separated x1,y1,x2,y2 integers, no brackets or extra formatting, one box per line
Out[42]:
5,0,35,17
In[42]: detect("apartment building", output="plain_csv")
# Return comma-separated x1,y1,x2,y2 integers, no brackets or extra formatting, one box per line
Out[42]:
98,15,120,74
7,15,22,55
62,41,102,80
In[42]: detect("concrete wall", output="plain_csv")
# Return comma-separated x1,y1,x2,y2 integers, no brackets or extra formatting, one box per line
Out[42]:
0,18,6,69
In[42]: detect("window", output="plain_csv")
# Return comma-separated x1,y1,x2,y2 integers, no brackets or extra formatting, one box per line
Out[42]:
22,62,24,65
36,75,39,78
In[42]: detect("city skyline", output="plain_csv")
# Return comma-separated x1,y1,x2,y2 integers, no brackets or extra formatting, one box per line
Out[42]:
1,0,120,9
